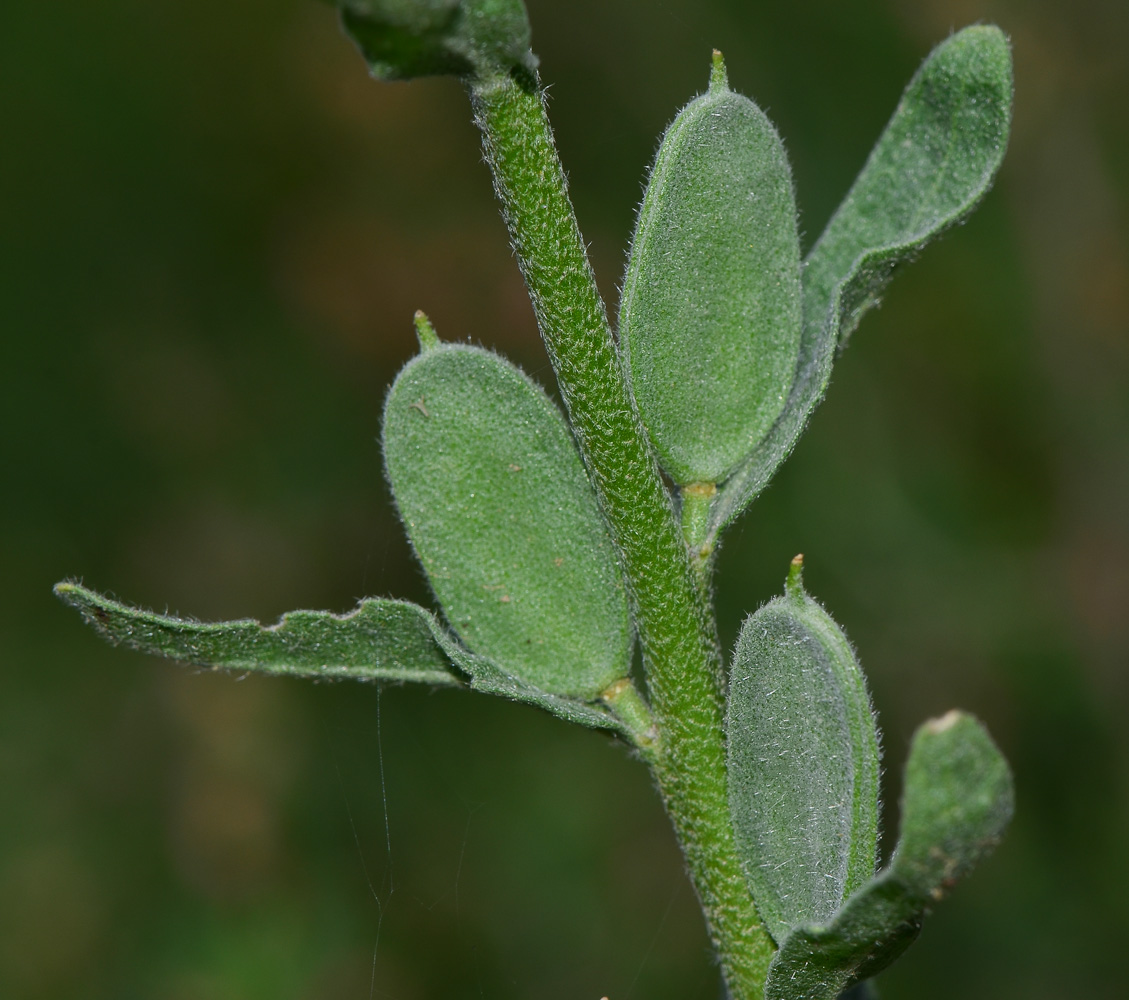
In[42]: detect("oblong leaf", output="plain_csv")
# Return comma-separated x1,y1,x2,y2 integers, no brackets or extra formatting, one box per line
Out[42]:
726,558,880,944
382,342,633,698
620,53,802,486
765,711,1014,1000
54,581,458,685
711,25,1013,535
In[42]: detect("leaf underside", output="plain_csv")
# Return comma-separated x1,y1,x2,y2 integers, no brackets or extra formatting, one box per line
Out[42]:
727,572,880,944
764,711,1014,1000
55,582,635,738
54,581,458,684
711,25,1013,537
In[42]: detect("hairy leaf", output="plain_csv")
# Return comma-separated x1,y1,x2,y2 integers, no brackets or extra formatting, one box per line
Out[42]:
620,53,802,487
727,557,881,944
383,341,634,698
765,711,1014,1000
712,25,1013,535
337,0,535,81
54,581,458,684
55,581,641,739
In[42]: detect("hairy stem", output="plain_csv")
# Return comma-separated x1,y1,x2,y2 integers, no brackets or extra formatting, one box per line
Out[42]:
468,66,775,997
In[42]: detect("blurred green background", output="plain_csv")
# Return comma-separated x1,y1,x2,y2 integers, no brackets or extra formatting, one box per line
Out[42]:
2,0,1127,997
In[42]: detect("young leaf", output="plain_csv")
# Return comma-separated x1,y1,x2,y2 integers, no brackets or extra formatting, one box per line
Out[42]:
382,341,634,699
620,52,802,487
711,25,1013,536
726,557,880,944
765,711,1014,1000
54,581,458,685
337,0,536,81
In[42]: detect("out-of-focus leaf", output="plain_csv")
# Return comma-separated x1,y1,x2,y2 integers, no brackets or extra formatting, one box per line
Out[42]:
764,711,1014,1000
726,557,880,944
620,52,801,487
382,341,634,699
54,582,458,684
337,0,535,81
712,26,1013,535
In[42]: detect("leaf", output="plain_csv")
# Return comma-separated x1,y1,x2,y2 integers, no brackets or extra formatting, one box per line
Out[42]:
54,581,458,685
619,52,802,487
55,581,642,741
337,0,536,81
382,340,634,699
711,25,1013,535
765,711,1014,1000
726,557,881,944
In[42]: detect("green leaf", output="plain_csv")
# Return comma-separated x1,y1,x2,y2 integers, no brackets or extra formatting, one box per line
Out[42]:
726,557,881,944
765,711,1014,1000
711,25,1013,535
620,51,802,487
337,0,535,81
382,340,634,699
56,580,644,741
53,581,458,685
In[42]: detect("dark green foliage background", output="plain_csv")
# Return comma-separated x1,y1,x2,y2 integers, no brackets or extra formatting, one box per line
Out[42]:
2,0,1126,997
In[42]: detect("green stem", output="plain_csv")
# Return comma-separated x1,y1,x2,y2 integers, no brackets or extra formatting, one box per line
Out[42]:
468,66,775,998
681,483,724,691
681,482,717,554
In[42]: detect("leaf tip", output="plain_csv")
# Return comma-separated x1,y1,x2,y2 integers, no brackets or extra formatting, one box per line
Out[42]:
413,309,441,351
936,23,1013,90
53,580,90,608
785,553,805,598
53,581,119,636
924,708,964,734
709,49,728,92
952,21,1009,49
